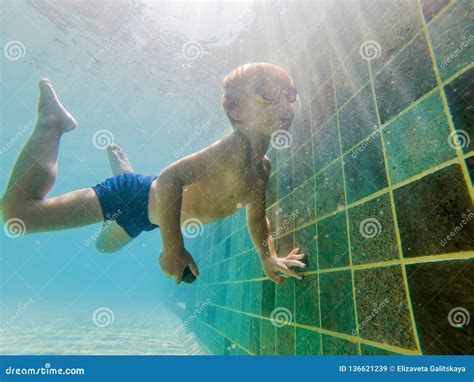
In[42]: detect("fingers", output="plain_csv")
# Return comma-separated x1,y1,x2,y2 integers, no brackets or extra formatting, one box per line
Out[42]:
287,253,305,260
289,247,301,255
269,273,284,284
286,259,306,269
187,257,200,277
173,272,182,285
279,264,303,280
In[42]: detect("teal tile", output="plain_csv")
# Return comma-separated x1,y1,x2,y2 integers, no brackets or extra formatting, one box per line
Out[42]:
275,277,295,318
348,194,398,265
276,325,295,355
277,156,293,199
311,78,336,129
312,116,340,170
360,344,398,355
374,33,437,124
445,67,474,154
315,159,345,216
339,84,379,152
344,137,387,203
260,320,275,355
317,212,349,269
335,49,370,108
322,335,358,355
293,178,316,227
354,266,416,349
276,194,296,236
365,0,423,71
296,328,322,355
261,280,275,318
294,223,317,272
430,0,474,81
320,271,356,334
295,274,319,327
293,140,314,187
249,317,261,355
384,92,454,183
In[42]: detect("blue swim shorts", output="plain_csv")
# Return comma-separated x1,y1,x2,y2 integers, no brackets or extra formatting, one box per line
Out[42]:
92,173,159,238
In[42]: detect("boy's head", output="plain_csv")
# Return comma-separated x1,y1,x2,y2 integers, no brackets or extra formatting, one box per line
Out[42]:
221,63,297,134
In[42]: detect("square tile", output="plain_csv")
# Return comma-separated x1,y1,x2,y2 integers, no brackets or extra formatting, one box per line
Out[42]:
261,280,275,318
277,156,293,199
430,0,474,81
295,274,319,327
348,194,398,265
293,178,316,228
294,223,318,272
320,271,356,334
354,266,417,349
312,116,340,170
275,325,295,355
276,277,294,317
374,33,437,124
296,328,322,355
444,67,474,154
322,335,358,355
315,159,345,216
365,0,423,71
344,138,388,203
317,212,350,269
394,164,474,257
260,320,275,355
293,141,314,187
311,78,336,129
339,83,379,153
249,317,261,355
407,260,473,355
384,92,455,183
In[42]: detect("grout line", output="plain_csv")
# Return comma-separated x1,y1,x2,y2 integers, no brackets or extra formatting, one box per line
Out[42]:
367,53,423,354
330,52,362,355
416,0,474,204
196,251,474,286
188,299,420,356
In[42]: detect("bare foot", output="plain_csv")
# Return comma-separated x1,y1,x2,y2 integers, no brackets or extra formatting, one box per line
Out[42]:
37,78,77,132
107,144,134,175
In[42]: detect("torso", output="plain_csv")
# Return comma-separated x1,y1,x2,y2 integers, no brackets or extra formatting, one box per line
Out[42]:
148,131,270,225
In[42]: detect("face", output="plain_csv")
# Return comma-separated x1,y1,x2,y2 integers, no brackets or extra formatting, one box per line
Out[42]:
243,78,297,134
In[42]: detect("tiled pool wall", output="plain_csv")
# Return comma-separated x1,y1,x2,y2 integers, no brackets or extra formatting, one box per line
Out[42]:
178,0,473,355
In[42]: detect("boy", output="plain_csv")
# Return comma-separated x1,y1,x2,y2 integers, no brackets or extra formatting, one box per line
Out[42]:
2,63,306,285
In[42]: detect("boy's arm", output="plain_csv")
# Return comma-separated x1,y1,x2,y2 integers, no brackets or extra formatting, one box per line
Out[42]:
155,139,227,283
246,172,305,283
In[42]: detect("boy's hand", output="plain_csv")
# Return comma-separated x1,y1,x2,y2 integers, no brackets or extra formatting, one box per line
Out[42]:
261,248,305,284
159,247,199,284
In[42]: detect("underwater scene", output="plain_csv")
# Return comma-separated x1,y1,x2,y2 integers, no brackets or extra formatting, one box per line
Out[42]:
1,0,473,357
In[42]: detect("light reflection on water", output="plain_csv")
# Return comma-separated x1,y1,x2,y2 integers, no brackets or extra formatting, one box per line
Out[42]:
0,309,209,355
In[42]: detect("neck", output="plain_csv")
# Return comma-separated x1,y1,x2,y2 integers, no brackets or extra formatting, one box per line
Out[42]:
233,122,271,158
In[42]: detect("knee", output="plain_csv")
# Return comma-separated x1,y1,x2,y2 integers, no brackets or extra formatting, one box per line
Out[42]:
1,196,30,235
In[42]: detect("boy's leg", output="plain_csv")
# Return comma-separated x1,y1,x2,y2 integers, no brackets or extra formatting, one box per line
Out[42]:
2,78,103,233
